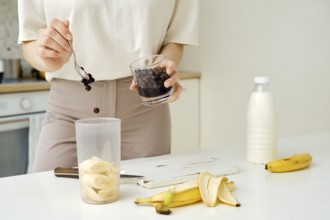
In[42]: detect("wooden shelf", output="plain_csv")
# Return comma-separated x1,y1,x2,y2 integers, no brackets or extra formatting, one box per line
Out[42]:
0,72,200,94
0,81,51,94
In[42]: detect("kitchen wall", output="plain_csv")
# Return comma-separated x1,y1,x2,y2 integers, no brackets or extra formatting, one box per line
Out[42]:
179,0,330,149
0,0,21,59
0,0,33,78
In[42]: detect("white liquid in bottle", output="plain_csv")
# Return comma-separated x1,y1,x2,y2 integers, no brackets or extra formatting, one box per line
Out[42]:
247,76,277,164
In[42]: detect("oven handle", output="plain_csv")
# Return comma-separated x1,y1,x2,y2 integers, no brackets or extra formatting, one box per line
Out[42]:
0,113,44,132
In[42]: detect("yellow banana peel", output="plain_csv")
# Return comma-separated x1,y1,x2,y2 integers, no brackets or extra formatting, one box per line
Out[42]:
134,171,240,214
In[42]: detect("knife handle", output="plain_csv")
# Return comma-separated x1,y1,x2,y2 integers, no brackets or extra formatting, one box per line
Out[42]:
54,167,79,178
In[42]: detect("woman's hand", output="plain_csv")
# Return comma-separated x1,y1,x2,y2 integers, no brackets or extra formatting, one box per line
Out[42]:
129,59,182,103
26,19,73,72
162,59,182,102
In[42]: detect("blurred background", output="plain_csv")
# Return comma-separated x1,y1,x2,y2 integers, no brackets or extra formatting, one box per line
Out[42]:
1,0,329,163
179,0,330,149
0,0,44,82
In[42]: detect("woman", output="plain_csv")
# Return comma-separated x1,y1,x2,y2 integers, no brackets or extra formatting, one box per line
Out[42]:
18,0,199,172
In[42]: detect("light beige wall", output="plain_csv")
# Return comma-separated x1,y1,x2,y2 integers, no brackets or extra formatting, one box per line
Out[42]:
179,0,330,149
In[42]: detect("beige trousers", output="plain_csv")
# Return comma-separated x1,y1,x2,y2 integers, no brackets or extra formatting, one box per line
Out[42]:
33,77,171,172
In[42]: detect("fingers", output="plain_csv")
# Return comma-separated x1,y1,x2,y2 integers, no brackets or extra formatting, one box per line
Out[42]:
163,59,182,102
169,82,182,102
63,20,70,30
164,60,180,88
37,19,72,59
129,79,137,91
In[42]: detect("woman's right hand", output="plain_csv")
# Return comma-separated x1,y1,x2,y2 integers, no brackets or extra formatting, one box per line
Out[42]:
35,19,73,71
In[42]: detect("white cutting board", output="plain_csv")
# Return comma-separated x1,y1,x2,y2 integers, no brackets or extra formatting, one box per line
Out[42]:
121,154,240,188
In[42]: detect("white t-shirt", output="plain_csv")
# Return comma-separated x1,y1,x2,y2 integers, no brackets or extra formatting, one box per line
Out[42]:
18,0,199,81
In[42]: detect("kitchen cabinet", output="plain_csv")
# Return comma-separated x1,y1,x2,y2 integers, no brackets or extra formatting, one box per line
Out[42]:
0,85,49,176
170,74,200,153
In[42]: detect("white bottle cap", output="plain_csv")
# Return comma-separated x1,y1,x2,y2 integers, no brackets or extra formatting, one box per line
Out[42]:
254,76,270,84
0,59,3,72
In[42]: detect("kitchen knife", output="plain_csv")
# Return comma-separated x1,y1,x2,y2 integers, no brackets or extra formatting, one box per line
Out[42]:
54,167,144,184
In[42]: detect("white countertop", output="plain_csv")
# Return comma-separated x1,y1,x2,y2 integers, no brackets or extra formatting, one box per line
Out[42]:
0,131,329,220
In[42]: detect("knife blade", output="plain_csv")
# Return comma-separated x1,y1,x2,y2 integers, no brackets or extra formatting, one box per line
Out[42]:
54,167,144,183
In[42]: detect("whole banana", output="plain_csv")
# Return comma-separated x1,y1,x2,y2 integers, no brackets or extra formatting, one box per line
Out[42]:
265,152,312,173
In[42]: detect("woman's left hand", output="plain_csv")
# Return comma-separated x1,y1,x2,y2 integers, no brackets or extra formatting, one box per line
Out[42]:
129,59,182,103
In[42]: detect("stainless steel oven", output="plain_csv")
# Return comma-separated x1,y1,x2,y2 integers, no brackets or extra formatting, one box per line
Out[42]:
0,90,48,177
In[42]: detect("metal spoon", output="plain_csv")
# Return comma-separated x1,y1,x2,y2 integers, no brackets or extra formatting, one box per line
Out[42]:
68,40,89,80
68,40,95,91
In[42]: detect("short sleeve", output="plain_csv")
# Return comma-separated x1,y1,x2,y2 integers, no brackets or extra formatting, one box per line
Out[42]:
18,0,46,44
163,0,199,46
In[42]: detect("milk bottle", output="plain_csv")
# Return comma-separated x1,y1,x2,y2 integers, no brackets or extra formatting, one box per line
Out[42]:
247,76,277,164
